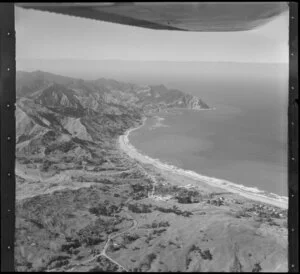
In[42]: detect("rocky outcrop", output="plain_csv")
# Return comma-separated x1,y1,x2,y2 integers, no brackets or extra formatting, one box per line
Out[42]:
16,70,209,159
182,95,210,110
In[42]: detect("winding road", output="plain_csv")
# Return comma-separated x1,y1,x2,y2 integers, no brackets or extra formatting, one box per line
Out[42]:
101,211,138,272
63,162,156,272
66,203,137,272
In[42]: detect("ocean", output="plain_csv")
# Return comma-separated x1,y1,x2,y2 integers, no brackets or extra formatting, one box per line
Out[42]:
128,68,288,197
19,60,289,196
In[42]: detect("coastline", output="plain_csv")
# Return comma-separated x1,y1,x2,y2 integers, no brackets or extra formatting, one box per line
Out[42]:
118,117,288,210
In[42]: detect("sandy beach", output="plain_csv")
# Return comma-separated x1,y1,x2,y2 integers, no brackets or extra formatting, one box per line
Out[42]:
118,119,288,209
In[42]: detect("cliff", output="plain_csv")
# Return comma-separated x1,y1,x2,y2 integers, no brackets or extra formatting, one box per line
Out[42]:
16,70,209,159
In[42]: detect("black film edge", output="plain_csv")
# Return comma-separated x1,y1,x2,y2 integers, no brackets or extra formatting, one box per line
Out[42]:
0,3,16,272
288,1,299,273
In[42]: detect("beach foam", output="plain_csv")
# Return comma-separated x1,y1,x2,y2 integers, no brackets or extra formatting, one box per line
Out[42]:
119,119,288,209
149,116,169,130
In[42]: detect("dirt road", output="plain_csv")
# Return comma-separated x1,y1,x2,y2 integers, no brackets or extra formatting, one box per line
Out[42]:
65,204,137,272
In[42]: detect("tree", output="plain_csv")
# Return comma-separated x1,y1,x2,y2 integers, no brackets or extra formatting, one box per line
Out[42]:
252,263,262,272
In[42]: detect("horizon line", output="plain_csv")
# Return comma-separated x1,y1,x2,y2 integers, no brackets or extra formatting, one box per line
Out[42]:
16,58,289,65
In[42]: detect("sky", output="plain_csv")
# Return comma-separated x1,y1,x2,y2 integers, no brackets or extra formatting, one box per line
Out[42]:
15,5,289,63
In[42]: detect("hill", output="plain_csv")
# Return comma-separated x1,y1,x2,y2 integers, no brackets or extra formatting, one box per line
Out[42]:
14,71,287,272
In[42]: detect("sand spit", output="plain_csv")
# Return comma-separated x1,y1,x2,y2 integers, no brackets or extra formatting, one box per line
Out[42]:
118,118,288,209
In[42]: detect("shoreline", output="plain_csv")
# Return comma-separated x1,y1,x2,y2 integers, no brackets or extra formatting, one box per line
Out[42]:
118,117,288,210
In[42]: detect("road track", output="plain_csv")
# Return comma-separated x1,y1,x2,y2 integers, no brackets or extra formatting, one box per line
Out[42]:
65,203,137,272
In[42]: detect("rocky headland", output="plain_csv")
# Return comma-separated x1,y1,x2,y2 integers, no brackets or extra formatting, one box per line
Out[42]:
15,71,287,272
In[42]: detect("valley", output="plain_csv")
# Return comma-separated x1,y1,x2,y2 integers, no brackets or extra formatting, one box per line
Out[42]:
15,71,287,272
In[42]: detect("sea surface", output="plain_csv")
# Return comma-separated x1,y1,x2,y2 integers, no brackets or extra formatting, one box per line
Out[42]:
19,60,289,196
129,70,288,197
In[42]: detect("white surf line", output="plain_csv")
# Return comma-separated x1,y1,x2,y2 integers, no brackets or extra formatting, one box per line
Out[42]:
118,118,288,210
119,118,158,198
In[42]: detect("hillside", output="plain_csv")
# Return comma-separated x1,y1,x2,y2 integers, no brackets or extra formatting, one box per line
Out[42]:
15,71,287,272
16,71,209,161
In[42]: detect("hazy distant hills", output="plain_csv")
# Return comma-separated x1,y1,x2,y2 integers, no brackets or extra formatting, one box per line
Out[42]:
17,70,209,110
17,59,288,83
15,70,288,273
16,70,209,162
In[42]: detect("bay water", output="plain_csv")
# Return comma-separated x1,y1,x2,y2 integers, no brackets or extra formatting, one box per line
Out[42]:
129,66,288,197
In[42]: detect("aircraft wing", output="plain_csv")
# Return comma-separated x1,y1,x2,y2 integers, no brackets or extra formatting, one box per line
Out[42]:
15,2,289,32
